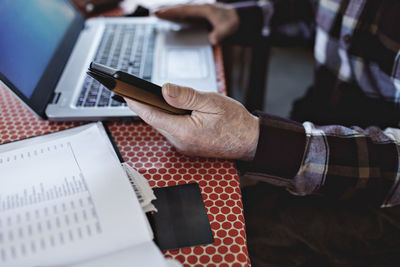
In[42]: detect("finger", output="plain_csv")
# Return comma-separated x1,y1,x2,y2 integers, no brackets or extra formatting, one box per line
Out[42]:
154,4,211,20
124,97,187,133
161,83,222,113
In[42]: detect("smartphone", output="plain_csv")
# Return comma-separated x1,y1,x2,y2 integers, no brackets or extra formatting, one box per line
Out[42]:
87,62,191,115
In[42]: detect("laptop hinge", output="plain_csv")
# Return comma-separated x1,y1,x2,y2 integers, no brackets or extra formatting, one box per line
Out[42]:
50,92,61,104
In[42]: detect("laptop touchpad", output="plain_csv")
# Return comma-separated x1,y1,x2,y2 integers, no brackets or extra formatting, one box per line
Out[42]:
162,48,208,79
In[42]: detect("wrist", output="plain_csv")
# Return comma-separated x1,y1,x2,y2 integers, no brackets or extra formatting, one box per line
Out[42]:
240,115,259,161
226,6,240,35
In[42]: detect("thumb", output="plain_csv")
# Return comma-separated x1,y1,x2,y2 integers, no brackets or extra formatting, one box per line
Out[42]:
208,30,221,45
209,28,233,45
162,83,220,113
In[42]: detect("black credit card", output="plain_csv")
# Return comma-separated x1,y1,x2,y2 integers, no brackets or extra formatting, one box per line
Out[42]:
150,183,214,250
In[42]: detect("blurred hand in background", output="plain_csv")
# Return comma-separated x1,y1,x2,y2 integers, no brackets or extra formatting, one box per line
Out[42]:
154,3,239,45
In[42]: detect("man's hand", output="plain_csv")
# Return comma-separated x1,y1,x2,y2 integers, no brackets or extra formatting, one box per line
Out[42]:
124,84,259,161
154,4,239,45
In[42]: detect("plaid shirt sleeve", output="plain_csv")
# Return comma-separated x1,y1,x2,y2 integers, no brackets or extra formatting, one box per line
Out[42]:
239,112,400,208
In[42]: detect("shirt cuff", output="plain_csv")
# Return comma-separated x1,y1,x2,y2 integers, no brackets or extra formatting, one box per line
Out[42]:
227,1,273,43
237,112,306,179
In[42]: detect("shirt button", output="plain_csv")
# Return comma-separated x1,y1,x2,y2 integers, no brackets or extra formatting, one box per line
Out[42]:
343,34,351,43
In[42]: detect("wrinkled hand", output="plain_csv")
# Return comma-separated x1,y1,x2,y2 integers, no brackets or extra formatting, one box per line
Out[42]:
154,3,239,45
124,84,259,161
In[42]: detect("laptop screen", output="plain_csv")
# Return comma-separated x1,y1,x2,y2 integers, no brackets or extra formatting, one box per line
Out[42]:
0,0,75,98
0,0,84,118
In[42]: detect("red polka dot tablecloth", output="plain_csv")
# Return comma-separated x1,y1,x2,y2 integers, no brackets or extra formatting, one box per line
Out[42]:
0,47,251,266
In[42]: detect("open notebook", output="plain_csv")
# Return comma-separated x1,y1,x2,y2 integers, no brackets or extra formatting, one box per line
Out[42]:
0,122,167,266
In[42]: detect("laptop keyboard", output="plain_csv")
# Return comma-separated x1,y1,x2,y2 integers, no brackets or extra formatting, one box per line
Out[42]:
76,24,156,108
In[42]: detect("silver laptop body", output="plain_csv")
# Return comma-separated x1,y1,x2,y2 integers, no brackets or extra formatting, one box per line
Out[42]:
46,16,217,121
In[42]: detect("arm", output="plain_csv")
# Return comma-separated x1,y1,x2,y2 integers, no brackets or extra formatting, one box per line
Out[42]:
154,0,317,45
267,0,317,42
125,83,400,207
238,112,400,207
230,0,317,43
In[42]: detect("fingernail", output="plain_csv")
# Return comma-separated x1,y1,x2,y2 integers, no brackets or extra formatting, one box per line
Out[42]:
166,83,179,98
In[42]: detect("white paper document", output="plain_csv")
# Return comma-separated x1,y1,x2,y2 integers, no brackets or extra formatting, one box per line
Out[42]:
0,122,166,267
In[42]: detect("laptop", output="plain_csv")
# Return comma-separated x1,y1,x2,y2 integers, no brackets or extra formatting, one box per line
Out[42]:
0,0,217,121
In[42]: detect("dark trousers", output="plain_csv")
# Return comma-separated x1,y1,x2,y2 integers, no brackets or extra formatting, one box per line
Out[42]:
242,183,400,267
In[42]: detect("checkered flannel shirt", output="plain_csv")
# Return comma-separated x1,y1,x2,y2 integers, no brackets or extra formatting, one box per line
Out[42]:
234,0,400,207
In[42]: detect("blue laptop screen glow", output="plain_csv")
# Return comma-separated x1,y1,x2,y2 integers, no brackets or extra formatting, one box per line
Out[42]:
0,0,75,98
